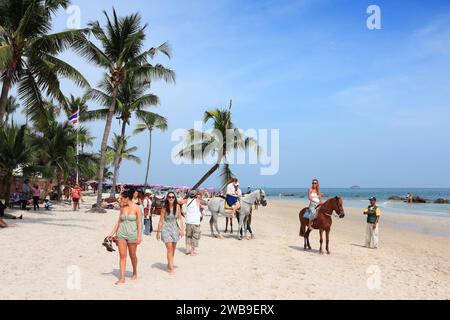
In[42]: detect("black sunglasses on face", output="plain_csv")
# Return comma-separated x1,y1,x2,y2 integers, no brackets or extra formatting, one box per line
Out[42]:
168,196,175,199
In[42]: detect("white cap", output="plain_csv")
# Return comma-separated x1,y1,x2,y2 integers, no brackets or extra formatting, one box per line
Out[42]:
145,189,152,194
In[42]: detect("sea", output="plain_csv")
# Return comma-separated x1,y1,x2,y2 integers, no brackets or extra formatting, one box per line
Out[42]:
263,188,450,217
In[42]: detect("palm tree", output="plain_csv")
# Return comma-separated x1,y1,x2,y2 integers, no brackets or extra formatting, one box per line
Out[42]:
4,96,20,126
133,112,168,187
78,8,175,210
178,100,262,190
0,125,32,205
106,134,141,186
31,120,78,199
0,0,89,126
87,71,161,198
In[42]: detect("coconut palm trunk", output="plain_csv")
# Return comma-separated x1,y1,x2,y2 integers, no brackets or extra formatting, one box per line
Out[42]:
110,119,127,198
0,74,13,126
191,152,223,190
143,128,153,186
3,173,13,206
95,85,119,210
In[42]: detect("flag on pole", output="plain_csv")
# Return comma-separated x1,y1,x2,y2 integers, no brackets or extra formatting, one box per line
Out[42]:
69,109,80,125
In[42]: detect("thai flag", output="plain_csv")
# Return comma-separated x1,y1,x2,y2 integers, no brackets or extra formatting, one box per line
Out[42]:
69,109,79,125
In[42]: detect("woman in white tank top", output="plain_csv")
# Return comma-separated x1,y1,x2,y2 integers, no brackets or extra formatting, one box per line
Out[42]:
308,179,323,229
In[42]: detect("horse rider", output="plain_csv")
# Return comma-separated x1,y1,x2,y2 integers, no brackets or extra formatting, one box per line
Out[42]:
226,177,241,216
308,178,323,230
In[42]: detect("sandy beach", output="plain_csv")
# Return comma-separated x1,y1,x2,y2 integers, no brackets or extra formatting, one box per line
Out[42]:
0,196,449,300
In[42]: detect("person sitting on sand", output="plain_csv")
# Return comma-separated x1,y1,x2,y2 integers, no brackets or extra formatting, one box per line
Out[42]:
363,197,380,249
308,179,323,230
226,178,240,215
0,200,23,220
157,191,185,274
107,190,142,285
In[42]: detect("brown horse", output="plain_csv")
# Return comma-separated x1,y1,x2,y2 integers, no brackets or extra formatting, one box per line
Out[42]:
298,196,345,254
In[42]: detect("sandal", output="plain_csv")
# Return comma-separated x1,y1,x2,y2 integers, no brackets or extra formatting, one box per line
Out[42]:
102,237,115,252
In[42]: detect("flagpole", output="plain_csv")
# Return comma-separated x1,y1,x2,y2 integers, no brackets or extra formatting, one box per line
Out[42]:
76,109,79,185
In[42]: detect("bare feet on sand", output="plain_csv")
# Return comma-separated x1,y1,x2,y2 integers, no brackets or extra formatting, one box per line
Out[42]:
115,279,125,285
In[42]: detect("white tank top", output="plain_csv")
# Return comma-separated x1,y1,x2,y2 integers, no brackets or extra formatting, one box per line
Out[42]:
185,199,202,225
310,191,320,203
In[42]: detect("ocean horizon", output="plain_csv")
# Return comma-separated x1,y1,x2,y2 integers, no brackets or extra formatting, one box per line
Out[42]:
263,187,450,216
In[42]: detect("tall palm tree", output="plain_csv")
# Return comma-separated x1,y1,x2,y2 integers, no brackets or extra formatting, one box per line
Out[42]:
87,71,161,198
133,112,168,187
0,125,32,205
4,95,20,126
106,133,141,186
178,100,262,190
78,8,175,210
0,0,89,126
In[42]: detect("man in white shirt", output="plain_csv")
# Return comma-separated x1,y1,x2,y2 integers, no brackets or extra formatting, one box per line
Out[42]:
182,190,205,256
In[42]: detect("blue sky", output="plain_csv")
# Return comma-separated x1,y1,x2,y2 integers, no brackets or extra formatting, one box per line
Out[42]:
14,0,450,188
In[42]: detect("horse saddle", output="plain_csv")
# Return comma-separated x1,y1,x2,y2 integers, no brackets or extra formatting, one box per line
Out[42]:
304,209,318,228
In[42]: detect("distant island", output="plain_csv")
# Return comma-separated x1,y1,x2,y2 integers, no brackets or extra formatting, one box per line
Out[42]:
350,185,361,189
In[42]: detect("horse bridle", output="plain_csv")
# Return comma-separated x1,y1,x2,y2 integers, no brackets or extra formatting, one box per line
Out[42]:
321,200,343,217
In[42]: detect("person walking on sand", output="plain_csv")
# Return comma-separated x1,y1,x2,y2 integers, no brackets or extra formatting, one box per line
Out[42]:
70,184,82,211
21,179,31,210
143,189,153,236
31,184,41,211
107,190,142,285
178,190,204,256
157,191,185,274
308,179,323,230
364,197,380,249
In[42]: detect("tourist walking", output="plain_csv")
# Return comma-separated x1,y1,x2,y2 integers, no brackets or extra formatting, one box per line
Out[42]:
107,190,142,284
157,191,184,274
31,184,41,211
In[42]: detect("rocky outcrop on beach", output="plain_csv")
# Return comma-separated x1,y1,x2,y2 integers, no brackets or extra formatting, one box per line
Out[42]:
388,195,403,201
388,195,429,203
434,198,450,204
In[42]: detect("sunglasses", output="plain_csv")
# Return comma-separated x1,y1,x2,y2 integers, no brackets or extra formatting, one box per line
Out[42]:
168,196,175,199
313,182,318,184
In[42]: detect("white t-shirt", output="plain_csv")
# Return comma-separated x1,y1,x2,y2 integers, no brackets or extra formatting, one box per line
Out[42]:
226,183,236,196
185,199,202,225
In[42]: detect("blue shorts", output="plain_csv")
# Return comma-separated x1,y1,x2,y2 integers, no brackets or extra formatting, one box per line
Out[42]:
226,195,238,206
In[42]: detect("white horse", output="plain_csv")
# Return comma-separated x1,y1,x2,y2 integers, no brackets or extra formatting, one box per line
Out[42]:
207,189,267,240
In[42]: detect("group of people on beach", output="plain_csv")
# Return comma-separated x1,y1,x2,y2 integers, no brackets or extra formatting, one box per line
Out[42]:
105,186,210,283
104,178,248,284
307,178,380,249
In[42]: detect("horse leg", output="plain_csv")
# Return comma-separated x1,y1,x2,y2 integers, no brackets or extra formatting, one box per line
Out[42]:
209,216,215,237
230,217,233,234
237,213,243,240
307,229,312,250
215,213,223,239
319,229,324,254
224,218,228,233
244,215,250,240
326,229,330,254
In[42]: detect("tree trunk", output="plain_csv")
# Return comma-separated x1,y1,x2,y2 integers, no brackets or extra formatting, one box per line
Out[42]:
4,172,13,206
0,74,13,127
93,85,119,213
144,128,153,186
110,119,127,198
190,152,223,190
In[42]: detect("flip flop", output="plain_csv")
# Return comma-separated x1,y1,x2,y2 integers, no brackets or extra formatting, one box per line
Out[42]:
102,237,115,252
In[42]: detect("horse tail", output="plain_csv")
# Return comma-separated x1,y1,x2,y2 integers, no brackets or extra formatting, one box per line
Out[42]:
299,208,306,237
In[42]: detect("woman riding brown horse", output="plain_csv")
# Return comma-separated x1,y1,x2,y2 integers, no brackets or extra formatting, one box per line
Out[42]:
298,196,345,254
